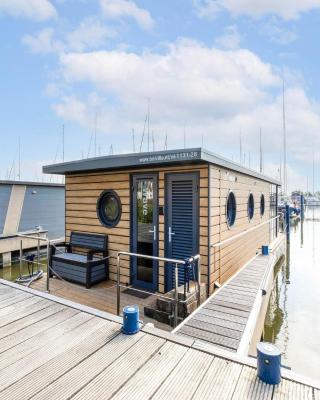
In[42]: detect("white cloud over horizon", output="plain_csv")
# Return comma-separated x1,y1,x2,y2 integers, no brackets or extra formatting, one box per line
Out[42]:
8,1,320,192
22,17,116,54
215,25,243,49
0,0,57,21
47,38,320,189
193,0,320,20
100,0,154,30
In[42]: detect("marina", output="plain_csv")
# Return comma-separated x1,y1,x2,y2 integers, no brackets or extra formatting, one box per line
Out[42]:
1,2,320,397
0,148,319,398
0,279,319,400
264,207,320,380
175,234,285,354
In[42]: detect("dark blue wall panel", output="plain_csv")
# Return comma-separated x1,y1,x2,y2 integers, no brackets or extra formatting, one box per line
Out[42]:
0,185,11,234
19,186,65,239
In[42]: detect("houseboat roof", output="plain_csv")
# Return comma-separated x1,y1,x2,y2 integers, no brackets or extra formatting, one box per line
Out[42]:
0,180,64,187
43,148,280,185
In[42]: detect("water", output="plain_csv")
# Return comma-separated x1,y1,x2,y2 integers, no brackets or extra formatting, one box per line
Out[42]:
0,258,47,281
264,207,320,380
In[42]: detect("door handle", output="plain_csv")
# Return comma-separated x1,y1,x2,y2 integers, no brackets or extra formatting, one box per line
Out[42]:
168,227,175,243
149,226,156,241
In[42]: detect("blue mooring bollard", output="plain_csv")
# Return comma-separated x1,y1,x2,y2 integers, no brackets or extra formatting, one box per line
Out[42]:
122,305,140,335
285,204,290,242
300,194,304,221
257,342,281,385
262,245,269,256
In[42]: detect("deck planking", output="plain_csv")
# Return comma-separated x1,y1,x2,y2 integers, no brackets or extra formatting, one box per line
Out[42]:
30,275,171,331
0,280,318,400
175,252,276,352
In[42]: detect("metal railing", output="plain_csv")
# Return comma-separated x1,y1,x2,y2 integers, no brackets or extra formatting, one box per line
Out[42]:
211,215,280,284
116,252,201,328
17,233,61,291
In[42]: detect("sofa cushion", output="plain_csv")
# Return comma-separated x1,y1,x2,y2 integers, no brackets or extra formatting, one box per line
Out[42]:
53,253,100,264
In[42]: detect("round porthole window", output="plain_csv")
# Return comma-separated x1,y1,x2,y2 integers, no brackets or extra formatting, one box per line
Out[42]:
260,194,265,217
226,191,236,228
248,193,254,221
97,190,122,228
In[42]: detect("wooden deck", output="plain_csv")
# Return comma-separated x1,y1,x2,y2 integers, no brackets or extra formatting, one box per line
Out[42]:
30,275,171,331
175,238,285,354
0,279,319,399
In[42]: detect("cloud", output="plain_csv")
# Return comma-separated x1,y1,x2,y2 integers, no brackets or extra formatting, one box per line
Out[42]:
193,0,320,20
65,17,117,52
215,25,243,49
22,18,115,54
22,28,64,54
51,39,320,187
53,96,88,126
59,39,279,121
100,0,154,30
0,0,57,21
261,17,297,45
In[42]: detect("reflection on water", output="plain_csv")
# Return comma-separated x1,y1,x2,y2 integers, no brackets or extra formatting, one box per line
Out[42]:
264,207,320,380
0,258,47,282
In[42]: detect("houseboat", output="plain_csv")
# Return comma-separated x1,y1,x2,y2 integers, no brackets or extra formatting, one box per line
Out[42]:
0,180,65,266
43,148,280,298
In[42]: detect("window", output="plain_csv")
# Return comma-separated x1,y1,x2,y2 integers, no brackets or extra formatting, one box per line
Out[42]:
248,193,254,220
260,194,265,217
226,191,236,227
97,190,122,228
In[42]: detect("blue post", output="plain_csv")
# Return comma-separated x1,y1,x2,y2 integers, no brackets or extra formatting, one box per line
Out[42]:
285,204,290,242
257,342,281,384
122,305,140,334
300,194,304,221
262,245,269,256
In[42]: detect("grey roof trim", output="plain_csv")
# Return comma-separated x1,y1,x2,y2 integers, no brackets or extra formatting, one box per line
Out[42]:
43,148,280,185
0,180,64,188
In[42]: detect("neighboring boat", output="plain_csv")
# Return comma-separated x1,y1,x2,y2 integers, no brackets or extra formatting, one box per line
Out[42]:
278,202,300,218
305,196,320,206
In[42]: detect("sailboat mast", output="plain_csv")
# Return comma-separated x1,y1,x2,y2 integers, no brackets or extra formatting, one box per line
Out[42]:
94,112,97,157
132,128,136,152
147,98,150,152
62,124,65,162
259,128,263,174
312,148,315,195
239,132,242,164
282,73,287,194
18,137,21,180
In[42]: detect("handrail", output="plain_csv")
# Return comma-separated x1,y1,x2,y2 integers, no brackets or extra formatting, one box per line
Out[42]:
211,216,279,285
116,251,201,328
17,233,52,292
17,234,50,243
211,216,279,249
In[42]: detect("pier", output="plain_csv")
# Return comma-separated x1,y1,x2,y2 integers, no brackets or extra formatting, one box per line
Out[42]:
175,235,286,355
0,279,319,399
0,230,48,266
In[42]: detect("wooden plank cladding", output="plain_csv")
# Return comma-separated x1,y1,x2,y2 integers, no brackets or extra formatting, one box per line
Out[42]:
65,164,209,293
208,165,273,294
63,152,277,297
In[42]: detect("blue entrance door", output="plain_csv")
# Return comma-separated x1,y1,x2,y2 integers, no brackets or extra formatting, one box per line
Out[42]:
165,172,199,292
131,174,158,291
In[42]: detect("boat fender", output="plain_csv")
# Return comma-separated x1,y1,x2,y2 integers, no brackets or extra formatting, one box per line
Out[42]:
122,305,140,335
257,342,281,385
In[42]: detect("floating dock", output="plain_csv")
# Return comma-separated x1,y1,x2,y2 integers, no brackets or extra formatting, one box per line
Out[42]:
175,236,285,355
0,279,319,399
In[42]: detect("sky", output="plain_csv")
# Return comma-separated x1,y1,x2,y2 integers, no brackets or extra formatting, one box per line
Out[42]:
0,0,320,192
